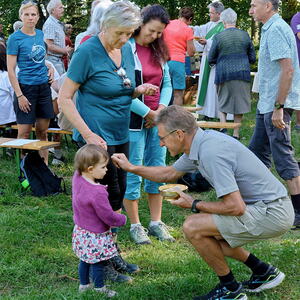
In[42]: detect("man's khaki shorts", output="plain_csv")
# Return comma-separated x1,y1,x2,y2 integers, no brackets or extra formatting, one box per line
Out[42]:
212,196,294,248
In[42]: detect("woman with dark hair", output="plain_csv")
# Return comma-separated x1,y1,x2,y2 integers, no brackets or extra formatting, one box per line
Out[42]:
125,4,174,244
0,43,16,127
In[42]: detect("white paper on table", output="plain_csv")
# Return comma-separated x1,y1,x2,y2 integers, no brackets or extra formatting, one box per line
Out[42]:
1,139,40,146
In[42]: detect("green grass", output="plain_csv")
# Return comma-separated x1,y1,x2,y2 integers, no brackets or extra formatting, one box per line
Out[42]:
0,99,300,299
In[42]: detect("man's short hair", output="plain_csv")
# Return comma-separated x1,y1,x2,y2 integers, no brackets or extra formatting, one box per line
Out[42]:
47,0,62,15
13,21,23,32
207,1,224,14
156,105,198,135
260,0,279,11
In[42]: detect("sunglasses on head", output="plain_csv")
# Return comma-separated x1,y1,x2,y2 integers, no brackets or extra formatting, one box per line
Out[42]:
21,0,38,5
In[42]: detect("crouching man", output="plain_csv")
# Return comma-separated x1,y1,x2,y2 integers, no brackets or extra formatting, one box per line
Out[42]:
112,105,294,300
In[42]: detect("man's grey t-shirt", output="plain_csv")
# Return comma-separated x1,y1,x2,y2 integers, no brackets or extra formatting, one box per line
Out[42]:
173,129,287,204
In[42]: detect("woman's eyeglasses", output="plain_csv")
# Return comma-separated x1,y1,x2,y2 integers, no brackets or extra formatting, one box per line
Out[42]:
116,67,131,88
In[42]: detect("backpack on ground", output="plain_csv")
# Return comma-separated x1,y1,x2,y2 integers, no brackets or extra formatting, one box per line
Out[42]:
177,171,212,193
19,151,65,197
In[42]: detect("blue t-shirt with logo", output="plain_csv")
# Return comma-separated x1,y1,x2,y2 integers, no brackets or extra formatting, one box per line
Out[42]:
7,29,48,85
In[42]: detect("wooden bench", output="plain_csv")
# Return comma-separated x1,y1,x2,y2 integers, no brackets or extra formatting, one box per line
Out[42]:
197,121,241,129
0,138,60,177
10,125,72,146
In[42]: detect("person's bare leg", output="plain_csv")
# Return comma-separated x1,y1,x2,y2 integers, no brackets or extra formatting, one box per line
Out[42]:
123,198,140,224
183,213,231,275
233,114,243,138
35,118,50,164
148,193,162,221
286,176,300,195
173,89,184,106
219,112,227,123
17,124,32,139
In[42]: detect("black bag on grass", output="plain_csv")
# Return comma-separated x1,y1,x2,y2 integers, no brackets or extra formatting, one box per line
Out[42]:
177,171,212,193
19,152,65,197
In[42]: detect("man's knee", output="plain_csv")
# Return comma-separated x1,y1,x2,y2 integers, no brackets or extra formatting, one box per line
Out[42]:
183,214,205,240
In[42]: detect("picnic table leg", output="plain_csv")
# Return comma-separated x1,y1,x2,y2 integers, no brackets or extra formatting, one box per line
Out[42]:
15,149,21,178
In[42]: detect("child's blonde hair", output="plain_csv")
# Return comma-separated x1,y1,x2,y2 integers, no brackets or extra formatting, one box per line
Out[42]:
74,144,109,175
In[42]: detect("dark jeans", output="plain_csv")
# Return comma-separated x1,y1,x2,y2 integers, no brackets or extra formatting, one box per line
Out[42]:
249,109,300,180
99,142,129,211
79,260,106,288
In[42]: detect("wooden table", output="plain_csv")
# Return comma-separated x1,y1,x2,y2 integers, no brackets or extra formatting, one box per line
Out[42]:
0,138,60,177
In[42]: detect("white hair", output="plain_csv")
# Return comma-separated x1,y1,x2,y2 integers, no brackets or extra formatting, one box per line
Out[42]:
220,8,237,25
208,1,224,14
47,0,62,15
13,21,23,32
86,0,112,36
100,0,141,31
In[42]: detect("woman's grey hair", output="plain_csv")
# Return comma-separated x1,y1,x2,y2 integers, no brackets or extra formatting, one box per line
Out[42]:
13,21,23,32
260,0,279,11
100,1,141,31
47,0,62,15
220,8,237,25
156,105,198,135
207,1,224,14
86,0,112,36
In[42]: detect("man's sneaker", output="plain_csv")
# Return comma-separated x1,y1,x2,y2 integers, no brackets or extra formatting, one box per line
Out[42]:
103,263,133,283
94,285,117,297
291,210,300,230
148,222,175,242
193,283,247,300
110,254,140,274
242,265,285,293
79,283,93,293
130,224,151,244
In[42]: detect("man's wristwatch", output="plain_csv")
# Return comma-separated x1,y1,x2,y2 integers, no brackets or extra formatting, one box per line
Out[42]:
191,199,202,213
274,102,284,110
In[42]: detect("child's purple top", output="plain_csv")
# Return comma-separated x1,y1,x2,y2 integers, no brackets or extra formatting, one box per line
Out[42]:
72,171,126,233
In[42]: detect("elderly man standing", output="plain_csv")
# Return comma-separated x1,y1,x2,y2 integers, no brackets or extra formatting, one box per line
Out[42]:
43,0,72,75
249,0,300,230
196,1,224,120
112,105,294,300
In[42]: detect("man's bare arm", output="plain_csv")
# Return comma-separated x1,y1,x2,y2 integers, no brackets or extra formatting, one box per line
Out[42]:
112,153,185,183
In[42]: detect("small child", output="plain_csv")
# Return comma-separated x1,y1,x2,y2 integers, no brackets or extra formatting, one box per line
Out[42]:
72,144,127,297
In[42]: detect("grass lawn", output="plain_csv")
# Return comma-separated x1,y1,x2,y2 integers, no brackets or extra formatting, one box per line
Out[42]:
0,99,300,300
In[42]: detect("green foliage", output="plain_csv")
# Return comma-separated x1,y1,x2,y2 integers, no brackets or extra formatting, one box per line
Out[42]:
1,0,299,39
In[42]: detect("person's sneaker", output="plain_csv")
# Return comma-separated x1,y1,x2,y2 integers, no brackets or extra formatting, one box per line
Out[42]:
130,224,151,245
103,263,133,283
110,254,140,274
148,222,175,242
94,285,117,297
242,265,285,293
291,210,300,230
78,283,93,293
193,283,247,300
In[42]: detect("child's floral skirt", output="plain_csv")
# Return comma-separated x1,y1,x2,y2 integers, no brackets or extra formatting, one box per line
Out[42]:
72,225,118,264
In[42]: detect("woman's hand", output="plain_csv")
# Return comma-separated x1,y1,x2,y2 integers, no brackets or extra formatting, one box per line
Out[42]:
83,132,107,150
46,63,54,84
133,83,159,98
18,95,31,113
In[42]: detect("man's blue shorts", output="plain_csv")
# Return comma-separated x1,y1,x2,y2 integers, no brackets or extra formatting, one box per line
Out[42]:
167,60,186,90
